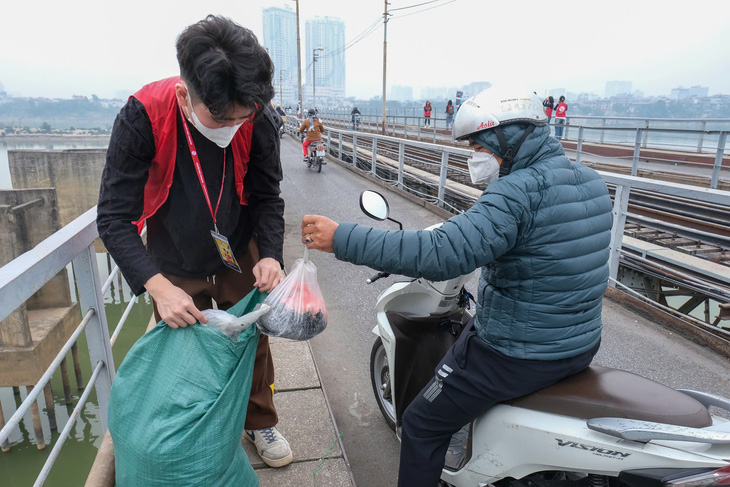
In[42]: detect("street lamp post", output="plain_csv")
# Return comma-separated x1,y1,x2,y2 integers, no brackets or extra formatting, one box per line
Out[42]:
381,0,389,134
312,47,324,112
293,0,302,118
279,69,286,107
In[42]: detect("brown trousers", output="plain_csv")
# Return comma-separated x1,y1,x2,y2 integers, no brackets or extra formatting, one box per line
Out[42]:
151,244,277,430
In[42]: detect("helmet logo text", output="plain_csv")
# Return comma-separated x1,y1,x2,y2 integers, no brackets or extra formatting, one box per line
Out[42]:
477,121,495,131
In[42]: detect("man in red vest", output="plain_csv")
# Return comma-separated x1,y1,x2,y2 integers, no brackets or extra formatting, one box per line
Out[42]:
97,15,292,467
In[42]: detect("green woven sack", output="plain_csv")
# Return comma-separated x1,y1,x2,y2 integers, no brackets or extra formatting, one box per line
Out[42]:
109,289,265,487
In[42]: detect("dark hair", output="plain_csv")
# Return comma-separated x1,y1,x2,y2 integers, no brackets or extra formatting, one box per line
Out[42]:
176,15,274,120
448,100,452,104
548,96,554,104
559,95,565,102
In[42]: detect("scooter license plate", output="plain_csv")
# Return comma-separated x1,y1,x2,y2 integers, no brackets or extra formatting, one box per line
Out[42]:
316,149,325,157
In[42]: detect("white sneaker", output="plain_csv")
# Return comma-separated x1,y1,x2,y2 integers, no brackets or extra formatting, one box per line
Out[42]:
244,427,293,467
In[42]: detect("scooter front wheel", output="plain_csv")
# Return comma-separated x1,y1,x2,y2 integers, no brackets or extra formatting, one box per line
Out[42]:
370,337,396,431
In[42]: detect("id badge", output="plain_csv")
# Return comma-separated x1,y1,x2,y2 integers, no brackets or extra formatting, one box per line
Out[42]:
211,230,243,273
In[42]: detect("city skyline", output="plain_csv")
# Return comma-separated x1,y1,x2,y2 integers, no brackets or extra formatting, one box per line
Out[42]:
1,0,729,101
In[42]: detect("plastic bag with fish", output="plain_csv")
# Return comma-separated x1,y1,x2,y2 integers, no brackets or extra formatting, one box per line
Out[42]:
256,249,327,340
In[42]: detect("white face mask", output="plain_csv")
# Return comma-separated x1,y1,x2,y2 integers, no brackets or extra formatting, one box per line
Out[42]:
189,105,243,148
467,151,500,185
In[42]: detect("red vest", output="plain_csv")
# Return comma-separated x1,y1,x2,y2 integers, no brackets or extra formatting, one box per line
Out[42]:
131,76,253,232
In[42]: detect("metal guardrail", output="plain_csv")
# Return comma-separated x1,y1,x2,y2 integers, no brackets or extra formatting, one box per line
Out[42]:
303,114,729,190
318,111,730,154
296,123,730,288
0,206,142,486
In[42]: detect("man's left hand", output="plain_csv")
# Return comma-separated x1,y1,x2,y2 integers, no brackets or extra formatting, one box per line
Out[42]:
253,257,284,292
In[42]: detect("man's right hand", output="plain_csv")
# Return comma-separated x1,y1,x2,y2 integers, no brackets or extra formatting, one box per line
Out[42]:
144,274,207,328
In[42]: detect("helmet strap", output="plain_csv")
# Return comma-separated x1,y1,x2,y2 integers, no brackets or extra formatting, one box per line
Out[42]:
494,124,535,177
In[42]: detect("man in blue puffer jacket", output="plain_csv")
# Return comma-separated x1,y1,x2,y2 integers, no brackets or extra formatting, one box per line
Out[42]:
301,88,614,486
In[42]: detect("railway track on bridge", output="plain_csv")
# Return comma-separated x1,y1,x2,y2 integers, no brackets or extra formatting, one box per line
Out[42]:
342,136,730,268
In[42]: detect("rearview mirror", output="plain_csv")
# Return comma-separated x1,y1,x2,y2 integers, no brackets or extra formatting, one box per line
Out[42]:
360,190,389,221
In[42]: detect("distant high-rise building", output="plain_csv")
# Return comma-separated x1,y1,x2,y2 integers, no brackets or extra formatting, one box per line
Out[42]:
605,81,633,98
689,85,709,98
420,86,463,100
460,81,491,98
262,6,298,107
305,17,346,107
389,85,413,101
671,86,690,100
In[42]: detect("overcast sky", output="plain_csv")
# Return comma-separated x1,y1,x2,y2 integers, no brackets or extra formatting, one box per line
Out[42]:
1,0,729,100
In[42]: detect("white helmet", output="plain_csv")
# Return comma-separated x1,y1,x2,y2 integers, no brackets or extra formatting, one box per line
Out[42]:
453,89,547,141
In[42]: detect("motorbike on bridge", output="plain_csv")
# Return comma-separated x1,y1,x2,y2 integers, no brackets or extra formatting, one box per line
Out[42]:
300,132,326,173
359,189,730,487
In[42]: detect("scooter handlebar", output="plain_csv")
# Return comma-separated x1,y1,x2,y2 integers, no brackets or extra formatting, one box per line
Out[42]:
366,272,390,284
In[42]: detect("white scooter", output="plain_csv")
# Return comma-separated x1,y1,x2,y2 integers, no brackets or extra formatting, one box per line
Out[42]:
359,189,730,487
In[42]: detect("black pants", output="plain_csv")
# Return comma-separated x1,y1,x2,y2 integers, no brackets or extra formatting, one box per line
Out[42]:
397,321,599,487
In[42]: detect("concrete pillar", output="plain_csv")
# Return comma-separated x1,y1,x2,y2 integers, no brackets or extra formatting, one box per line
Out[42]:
0,403,10,452
0,205,33,347
8,149,106,227
60,356,74,405
43,383,57,431
26,385,46,450
72,343,85,390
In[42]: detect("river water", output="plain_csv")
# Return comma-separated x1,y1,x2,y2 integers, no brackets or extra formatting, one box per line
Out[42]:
1,137,154,486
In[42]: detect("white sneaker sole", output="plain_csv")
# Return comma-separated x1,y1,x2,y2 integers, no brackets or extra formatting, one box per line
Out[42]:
260,450,294,468
245,434,294,468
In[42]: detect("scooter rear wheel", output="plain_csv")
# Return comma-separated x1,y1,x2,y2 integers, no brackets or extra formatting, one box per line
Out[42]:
370,337,396,431
316,157,322,173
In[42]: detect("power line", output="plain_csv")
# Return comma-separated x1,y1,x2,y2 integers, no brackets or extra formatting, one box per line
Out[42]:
392,0,456,19
319,16,383,60
390,0,444,12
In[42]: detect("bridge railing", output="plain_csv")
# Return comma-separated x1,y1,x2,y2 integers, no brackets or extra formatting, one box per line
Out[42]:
302,113,729,190
291,123,730,290
0,206,140,486
317,110,730,154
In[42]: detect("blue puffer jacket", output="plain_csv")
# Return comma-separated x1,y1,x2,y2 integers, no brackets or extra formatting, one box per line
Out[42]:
333,123,614,360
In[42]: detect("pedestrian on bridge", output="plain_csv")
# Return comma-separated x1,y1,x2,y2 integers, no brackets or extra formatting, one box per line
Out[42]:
554,95,568,139
299,88,613,487
424,100,432,126
543,95,555,123
445,99,455,129
97,15,293,469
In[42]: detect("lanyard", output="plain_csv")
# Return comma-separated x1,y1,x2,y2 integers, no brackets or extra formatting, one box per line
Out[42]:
179,105,226,233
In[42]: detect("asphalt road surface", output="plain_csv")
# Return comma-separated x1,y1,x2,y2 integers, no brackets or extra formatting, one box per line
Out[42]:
276,134,730,487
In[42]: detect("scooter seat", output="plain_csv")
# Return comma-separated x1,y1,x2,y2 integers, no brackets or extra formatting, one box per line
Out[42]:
505,365,711,428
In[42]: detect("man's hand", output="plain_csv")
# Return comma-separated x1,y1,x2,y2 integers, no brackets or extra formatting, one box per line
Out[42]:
253,257,284,292
301,215,339,253
144,274,206,328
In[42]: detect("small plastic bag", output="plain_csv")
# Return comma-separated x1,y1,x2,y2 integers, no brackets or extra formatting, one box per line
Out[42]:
256,249,327,340
200,304,270,341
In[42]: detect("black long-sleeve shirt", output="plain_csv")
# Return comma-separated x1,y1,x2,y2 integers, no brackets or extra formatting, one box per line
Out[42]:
97,97,285,295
